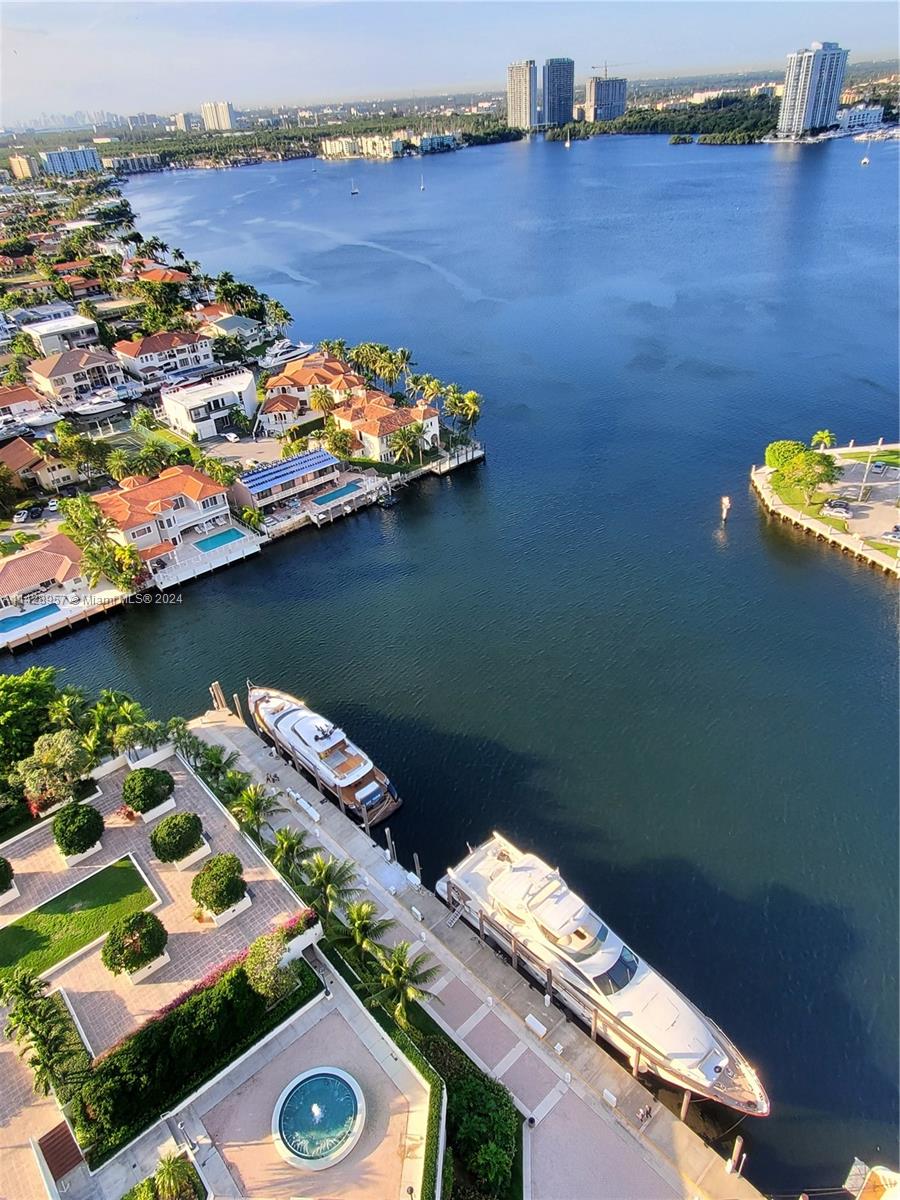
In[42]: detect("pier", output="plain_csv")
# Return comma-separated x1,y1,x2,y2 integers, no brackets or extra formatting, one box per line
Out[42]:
189,699,765,1200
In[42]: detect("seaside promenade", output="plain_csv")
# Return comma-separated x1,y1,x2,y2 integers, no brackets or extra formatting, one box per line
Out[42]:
191,704,766,1200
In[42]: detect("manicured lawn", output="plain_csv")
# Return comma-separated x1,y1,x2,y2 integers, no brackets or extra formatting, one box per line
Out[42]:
841,449,900,468
769,477,850,533
0,857,155,979
865,539,900,559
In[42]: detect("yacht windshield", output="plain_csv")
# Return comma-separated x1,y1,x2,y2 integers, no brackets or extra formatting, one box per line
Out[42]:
593,947,639,996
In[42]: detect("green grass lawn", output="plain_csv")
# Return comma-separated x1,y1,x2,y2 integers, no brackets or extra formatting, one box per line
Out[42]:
840,448,900,468
865,539,900,559
768,477,849,533
0,857,155,978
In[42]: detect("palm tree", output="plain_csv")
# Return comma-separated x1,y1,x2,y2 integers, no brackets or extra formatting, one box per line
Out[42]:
106,448,135,482
199,743,240,787
240,506,263,531
811,429,836,450
48,687,90,732
302,853,361,925
270,826,315,880
339,899,397,960
25,1017,70,1097
154,1152,196,1200
264,297,292,334
216,768,251,809
0,970,50,1043
389,423,421,465
319,338,348,362
367,941,441,1028
232,782,285,842
308,385,335,423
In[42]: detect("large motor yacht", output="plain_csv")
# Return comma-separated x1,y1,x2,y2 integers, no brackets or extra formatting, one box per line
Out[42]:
247,684,402,825
437,833,769,1116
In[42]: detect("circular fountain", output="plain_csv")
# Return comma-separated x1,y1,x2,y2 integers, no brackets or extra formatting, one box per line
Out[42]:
272,1068,365,1170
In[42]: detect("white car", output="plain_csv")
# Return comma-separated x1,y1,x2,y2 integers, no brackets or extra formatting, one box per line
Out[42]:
47,498,59,512
13,510,29,523
224,432,240,443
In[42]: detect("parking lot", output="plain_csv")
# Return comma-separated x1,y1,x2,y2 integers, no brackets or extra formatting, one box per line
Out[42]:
828,453,900,545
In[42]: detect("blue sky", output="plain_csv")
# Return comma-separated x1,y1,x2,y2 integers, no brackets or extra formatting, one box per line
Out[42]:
2,2,896,123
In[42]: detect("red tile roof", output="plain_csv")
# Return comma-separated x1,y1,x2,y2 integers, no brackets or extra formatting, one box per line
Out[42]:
0,384,44,412
95,465,225,531
264,354,364,392
113,331,209,358
194,302,232,320
0,436,42,475
29,348,119,379
261,395,300,415
0,533,83,600
52,259,91,273
138,540,176,562
138,267,190,285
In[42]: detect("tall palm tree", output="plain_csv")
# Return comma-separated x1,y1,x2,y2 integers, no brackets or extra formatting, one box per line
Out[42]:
106,448,135,482
389,423,422,465
319,338,348,362
25,1017,70,1097
0,970,50,1043
232,782,285,842
270,826,315,880
302,853,361,925
308,385,335,423
216,768,251,809
199,743,240,787
48,687,90,732
154,1152,196,1200
811,429,836,450
367,941,441,1028
339,899,397,960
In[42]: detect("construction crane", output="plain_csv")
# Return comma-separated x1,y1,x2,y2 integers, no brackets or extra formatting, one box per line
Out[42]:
590,62,637,79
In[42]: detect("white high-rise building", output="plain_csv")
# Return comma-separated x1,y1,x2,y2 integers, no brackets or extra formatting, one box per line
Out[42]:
200,101,236,131
507,60,537,130
777,41,848,138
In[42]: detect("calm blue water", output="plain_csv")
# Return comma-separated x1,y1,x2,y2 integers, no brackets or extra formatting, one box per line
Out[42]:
10,135,899,1191
313,481,361,505
0,602,61,633
195,527,246,552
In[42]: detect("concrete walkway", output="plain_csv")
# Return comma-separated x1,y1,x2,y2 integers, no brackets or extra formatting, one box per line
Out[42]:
192,709,765,1200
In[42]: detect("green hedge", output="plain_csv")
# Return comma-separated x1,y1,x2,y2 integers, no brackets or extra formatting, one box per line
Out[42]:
46,992,93,1105
122,768,174,814
53,803,103,855
150,811,202,862
72,960,321,1164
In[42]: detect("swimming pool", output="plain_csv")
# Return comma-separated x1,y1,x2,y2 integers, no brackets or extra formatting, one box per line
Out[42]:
313,482,360,506
195,528,247,553
0,602,61,634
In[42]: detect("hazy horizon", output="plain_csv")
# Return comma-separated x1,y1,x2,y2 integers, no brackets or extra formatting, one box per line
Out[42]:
2,1,897,125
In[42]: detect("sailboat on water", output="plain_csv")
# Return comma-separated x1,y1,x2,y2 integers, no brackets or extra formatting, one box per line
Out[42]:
350,177,359,196
565,132,572,149
420,174,425,192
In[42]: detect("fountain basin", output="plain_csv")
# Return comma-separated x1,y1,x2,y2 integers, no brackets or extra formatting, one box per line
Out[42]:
272,1067,365,1170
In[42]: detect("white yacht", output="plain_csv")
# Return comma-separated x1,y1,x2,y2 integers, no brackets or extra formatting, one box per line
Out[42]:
20,409,62,430
247,684,402,825
258,340,314,370
437,833,769,1117
71,394,126,417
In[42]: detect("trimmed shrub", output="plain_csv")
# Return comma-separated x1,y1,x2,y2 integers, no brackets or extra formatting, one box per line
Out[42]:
190,853,245,914
765,439,807,470
52,803,103,856
122,768,175,814
0,856,13,893
150,812,202,863
101,911,168,976
447,1073,518,1197
244,929,291,1002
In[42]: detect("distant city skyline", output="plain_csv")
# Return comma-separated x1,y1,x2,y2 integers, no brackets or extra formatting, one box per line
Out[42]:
1,2,896,125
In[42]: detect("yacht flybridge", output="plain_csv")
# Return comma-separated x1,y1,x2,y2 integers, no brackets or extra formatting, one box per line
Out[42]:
247,685,401,825
437,834,769,1117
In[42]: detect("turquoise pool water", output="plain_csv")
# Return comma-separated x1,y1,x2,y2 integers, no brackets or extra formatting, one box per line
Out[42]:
195,528,246,553
0,602,61,634
313,482,360,506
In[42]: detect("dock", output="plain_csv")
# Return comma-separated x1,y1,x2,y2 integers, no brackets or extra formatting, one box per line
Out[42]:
189,701,765,1200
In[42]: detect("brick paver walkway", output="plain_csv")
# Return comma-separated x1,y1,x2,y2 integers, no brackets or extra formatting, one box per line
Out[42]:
0,758,297,1200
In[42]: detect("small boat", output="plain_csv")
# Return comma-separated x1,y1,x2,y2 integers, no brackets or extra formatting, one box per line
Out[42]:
438,833,770,1117
860,155,870,166
420,174,425,192
565,134,571,149
350,178,359,196
248,684,402,826
377,493,398,508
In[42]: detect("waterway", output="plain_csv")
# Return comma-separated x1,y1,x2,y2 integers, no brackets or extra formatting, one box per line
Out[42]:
12,135,900,1192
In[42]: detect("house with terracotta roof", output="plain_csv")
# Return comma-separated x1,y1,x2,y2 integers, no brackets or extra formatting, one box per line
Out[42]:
261,353,366,431
138,267,191,286
0,384,47,421
51,259,92,276
94,465,235,573
332,394,440,463
0,436,81,491
113,330,214,380
0,532,85,611
62,275,104,300
27,347,126,402
193,301,233,323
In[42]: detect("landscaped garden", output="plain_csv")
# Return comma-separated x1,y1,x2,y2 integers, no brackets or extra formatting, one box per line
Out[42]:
0,856,154,978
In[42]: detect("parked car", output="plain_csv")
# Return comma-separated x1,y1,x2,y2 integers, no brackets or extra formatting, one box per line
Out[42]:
879,529,900,543
47,498,59,512
12,510,29,523
27,505,44,519
822,499,851,517
224,432,240,443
